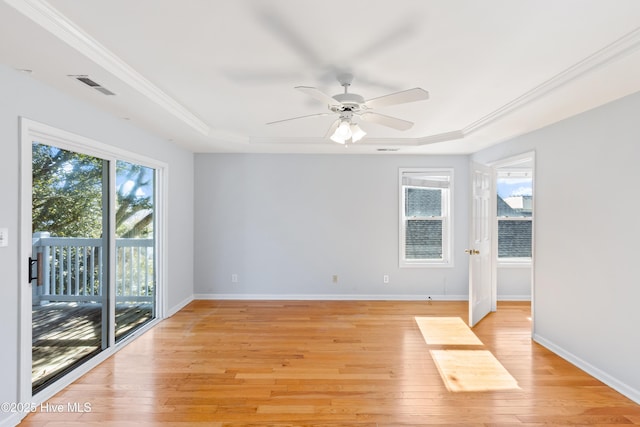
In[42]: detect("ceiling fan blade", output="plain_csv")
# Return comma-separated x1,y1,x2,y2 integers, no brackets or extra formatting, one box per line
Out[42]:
364,88,429,109
325,119,340,138
266,112,332,125
295,86,340,107
360,112,414,131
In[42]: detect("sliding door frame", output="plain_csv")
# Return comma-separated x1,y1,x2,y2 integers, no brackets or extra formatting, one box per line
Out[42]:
19,118,168,407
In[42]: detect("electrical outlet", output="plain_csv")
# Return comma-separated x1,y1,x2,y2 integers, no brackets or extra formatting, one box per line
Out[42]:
332,275,338,283
231,274,238,283
383,274,389,284
0,228,7,247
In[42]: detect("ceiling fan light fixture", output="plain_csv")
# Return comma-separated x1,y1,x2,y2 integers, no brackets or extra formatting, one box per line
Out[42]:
350,123,366,142
329,133,346,144
330,133,347,144
336,120,352,138
331,120,351,144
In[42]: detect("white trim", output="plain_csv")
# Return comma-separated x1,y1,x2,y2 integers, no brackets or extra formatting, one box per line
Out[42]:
156,167,169,321
23,119,164,169
19,118,168,408
166,295,194,317
533,334,640,405
497,295,531,301
194,293,469,301
497,261,532,268
107,159,116,348
4,0,210,136
0,412,22,427
18,118,34,408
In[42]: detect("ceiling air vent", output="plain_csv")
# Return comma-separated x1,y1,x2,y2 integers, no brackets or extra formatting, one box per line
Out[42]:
69,75,116,95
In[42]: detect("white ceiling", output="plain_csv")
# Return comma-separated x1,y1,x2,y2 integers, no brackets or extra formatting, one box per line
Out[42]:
2,0,640,154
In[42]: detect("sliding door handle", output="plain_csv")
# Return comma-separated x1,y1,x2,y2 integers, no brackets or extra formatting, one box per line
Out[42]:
28,253,42,285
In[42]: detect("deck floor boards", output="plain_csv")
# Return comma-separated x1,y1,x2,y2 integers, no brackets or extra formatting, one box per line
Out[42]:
32,302,152,391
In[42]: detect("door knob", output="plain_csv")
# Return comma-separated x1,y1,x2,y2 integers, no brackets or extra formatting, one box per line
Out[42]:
465,249,480,255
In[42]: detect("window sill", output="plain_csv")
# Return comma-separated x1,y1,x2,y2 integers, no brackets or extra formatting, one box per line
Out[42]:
400,261,454,268
497,260,531,268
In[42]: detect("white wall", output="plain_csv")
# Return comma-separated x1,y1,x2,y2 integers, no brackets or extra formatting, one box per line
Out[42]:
0,65,194,424
194,154,470,299
473,90,640,402
497,266,531,300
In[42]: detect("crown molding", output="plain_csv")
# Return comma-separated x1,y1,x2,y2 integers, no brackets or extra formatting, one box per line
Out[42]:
4,0,211,136
415,130,465,145
250,130,466,147
463,26,640,135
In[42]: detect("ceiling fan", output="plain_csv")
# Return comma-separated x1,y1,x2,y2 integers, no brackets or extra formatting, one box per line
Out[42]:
267,73,429,144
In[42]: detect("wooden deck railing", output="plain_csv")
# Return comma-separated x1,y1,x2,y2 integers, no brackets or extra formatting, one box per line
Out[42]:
32,233,154,305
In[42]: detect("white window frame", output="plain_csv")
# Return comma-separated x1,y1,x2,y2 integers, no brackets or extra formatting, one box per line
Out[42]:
399,168,453,268
496,169,532,267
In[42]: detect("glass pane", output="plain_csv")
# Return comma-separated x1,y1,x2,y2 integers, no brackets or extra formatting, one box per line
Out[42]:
498,220,532,258
115,160,156,341
406,187,442,217
405,219,443,259
32,142,108,393
497,176,532,217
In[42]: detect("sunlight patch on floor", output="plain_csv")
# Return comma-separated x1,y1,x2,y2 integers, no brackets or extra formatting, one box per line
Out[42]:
415,316,520,392
415,317,483,345
430,349,520,392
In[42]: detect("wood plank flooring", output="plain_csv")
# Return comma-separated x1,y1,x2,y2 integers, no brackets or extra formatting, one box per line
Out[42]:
21,300,640,426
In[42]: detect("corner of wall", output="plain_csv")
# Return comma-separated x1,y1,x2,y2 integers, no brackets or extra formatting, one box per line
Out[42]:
533,333,640,405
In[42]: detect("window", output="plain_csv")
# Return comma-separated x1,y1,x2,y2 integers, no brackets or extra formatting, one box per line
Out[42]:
496,170,532,263
400,169,453,267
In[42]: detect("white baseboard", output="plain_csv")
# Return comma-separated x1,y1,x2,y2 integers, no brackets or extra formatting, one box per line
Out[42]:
193,293,468,301
0,412,23,427
166,295,194,317
497,295,531,301
533,333,640,405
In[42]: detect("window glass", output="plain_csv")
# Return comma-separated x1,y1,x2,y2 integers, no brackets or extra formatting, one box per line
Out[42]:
496,172,532,261
400,169,452,267
405,188,441,217
405,219,443,259
498,220,532,258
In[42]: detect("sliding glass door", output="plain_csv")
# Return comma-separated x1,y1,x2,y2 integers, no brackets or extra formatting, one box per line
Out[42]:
31,143,110,393
114,160,156,341
28,136,159,395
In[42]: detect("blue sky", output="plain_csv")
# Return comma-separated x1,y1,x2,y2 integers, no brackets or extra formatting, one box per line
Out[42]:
497,178,532,198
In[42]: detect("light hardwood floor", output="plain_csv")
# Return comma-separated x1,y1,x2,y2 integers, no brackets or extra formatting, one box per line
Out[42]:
21,300,640,426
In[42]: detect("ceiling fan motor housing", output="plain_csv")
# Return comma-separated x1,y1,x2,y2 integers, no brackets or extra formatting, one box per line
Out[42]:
331,92,365,113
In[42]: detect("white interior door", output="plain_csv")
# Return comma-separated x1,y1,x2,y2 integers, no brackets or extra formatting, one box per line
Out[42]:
468,162,493,327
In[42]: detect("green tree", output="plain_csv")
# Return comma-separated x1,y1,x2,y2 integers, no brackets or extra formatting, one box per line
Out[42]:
115,161,154,238
32,144,153,238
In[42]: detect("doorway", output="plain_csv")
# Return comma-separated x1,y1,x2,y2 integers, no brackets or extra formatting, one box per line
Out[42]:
468,152,535,328
21,119,164,402
491,151,535,330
